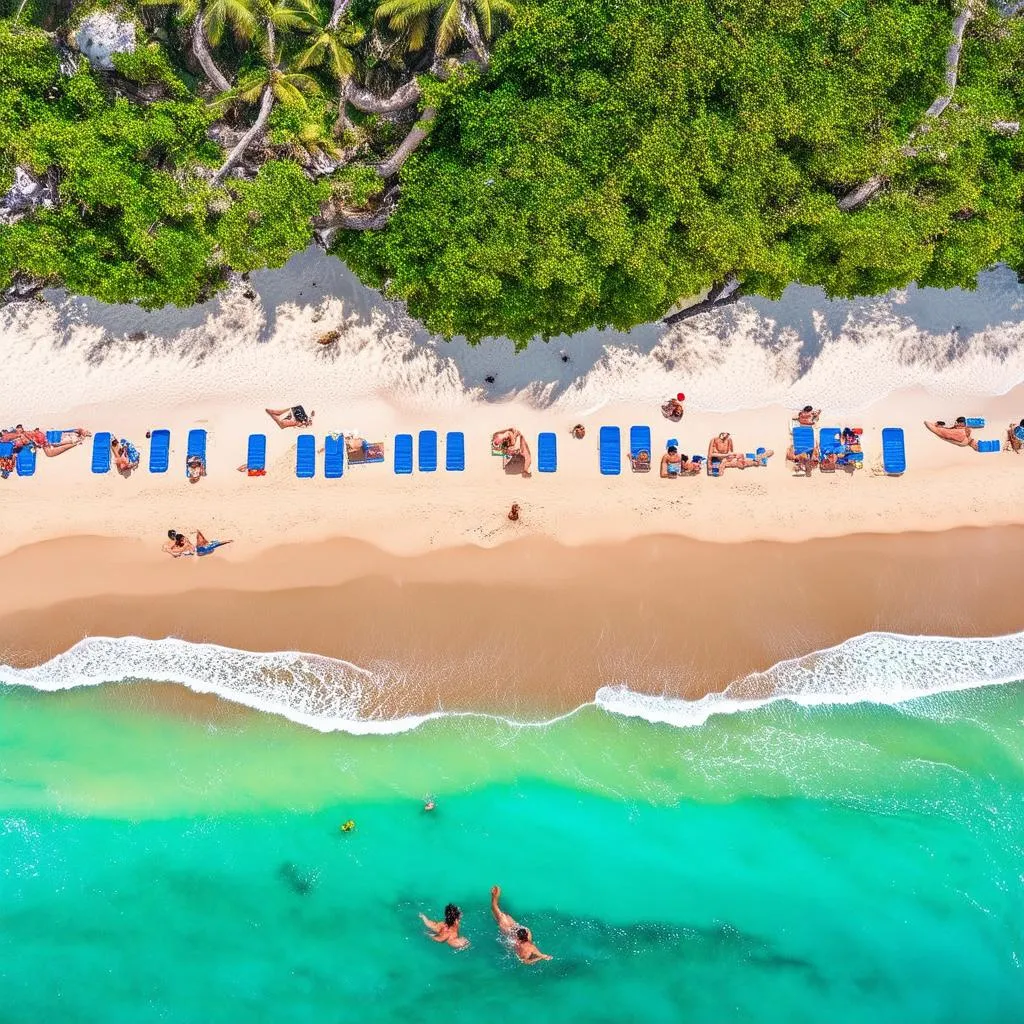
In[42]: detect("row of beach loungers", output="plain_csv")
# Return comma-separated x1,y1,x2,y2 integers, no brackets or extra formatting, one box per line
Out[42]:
2,425,916,477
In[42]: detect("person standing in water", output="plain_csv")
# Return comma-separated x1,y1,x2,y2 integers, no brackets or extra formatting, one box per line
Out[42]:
419,904,469,950
490,885,552,964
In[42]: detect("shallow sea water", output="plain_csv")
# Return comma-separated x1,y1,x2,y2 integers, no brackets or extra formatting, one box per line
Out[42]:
2,681,1022,1023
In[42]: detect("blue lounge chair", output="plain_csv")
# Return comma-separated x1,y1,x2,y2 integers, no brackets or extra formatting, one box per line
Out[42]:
599,427,621,475
537,432,557,473
418,430,438,472
445,431,465,471
324,435,344,478
246,433,266,473
296,434,316,478
819,427,843,455
16,445,36,477
629,426,652,472
148,429,170,473
881,427,906,475
965,417,985,429
394,433,413,474
792,426,815,455
186,429,207,478
92,432,112,473
975,440,1001,453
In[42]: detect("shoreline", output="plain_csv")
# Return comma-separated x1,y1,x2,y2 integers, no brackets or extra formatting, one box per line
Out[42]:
3,529,1024,719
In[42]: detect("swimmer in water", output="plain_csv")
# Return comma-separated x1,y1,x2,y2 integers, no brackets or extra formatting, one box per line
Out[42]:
419,903,470,950
490,885,552,964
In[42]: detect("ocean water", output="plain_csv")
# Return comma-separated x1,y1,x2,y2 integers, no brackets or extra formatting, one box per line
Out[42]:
2,658,1023,1023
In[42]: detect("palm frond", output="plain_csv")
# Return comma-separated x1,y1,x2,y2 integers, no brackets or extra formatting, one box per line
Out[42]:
435,0,463,56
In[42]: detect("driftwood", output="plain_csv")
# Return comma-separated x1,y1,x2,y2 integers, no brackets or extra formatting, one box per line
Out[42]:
663,274,741,325
837,4,972,212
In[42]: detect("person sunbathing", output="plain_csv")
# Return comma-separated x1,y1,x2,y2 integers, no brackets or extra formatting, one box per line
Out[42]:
186,454,206,484
14,427,87,457
266,406,314,430
1007,419,1024,453
661,445,683,477
707,433,734,462
786,445,819,475
113,437,140,474
925,417,976,448
163,530,194,557
661,397,685,421
794,406,820,426
841,427,861,450
492,428,532,477
632,449,651,471
725,449,774,469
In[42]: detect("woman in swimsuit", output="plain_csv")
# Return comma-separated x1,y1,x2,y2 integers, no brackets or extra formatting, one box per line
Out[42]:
419,904,470,950
660,445,683,477
187,455,206,484
492,428,532,477
924,418,975,448
266,406,315,429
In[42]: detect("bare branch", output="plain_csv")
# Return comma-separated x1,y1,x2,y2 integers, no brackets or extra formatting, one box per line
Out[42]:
663,274,741,325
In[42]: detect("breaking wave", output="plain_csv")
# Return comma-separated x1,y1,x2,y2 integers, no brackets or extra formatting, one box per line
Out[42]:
1,631,1022,734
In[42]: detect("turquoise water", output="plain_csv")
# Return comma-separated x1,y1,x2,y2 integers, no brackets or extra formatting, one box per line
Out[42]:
2,682,1022,1023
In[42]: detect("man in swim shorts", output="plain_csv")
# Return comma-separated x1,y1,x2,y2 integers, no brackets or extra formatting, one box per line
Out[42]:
491,885,552,964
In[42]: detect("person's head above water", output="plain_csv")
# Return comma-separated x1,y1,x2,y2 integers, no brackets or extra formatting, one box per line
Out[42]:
516,927,530,942
444,904,461,927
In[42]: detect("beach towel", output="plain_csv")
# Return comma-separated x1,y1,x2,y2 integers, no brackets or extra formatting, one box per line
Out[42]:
537,432,557,473
324,435,344,478
791,426,815,455
599,426,621,475
445,432,465,472
394,433,413,474
347,440,385,465
148,429,170,473
629,426,652,472
186,429,206,471
92,432,112,473
418,430,438,472
296,434,316,478
246,434,266,474
975,440,1001,453
881,427,906,475
16,445,36,477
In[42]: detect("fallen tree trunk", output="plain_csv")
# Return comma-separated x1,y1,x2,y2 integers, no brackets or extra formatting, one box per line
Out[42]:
375,107,436,179
212,86,274,184
837,4,972,212
663,274,741,325
344,78,422,114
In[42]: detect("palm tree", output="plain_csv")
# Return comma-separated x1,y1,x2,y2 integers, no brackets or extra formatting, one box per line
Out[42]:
140,0,233,91
374,0,512,66
295,18,364,81
202,0,260,47
254,0,318,59
212,61,320,183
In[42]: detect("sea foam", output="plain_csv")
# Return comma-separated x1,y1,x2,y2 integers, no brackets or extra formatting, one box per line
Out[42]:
1,631,1022,734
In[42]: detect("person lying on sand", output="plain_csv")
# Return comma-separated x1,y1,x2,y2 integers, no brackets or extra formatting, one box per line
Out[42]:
1007,419,1024,453
419,904,469,950
194,530,232,556
163,530,194,557
492,428,532,477
726,450,773,469
9,426,89,457
491,886,552,964
924,418,976,448
793,405,820,426
786,445,819,475
266,406,314,430
660,446,700,477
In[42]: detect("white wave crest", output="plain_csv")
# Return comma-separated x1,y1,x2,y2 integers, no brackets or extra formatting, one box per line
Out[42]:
595,631,1024,727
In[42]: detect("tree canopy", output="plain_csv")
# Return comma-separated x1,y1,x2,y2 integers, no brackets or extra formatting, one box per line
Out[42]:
1,0,1022,340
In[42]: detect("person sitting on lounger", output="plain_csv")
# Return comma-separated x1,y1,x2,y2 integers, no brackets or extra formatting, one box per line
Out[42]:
925,417,977,448
631,449,651,471
187,454,206,484
794,406,820,426
113,437,140,475
266,406,314,430
15,426,88,457
492,428,532,477
841,427,861,449
786,444,819,475
1007,419,1024,453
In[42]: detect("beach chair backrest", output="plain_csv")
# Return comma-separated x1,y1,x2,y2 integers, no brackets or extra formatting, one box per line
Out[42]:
537,432,557,473
92,432,112,473
16,445,36,476
247,433,266,471
186,429,207,477
881,427,906,475
819,427,843,455
296,434,316,478
418,430,438,472
965,417,985,429
629,426,652,472
975,440,1001,453
394,433,413,474
445,431,465,471
792,426,815,455
599,426,621,475
148,429,170,473
324,435,344,478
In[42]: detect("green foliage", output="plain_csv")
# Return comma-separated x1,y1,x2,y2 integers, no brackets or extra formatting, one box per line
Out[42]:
331,164,384,206
113,43,189,98
214,160,327,270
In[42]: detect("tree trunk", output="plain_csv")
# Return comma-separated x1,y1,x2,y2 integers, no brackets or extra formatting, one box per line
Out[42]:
376,107,436,179
335,88,355,135
663,274,741,325
213,86,275,184
191,17,231,93
837,5,971,212
328,0,351,28
458,0,489,69
316,187,400,243
344,78,422,114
